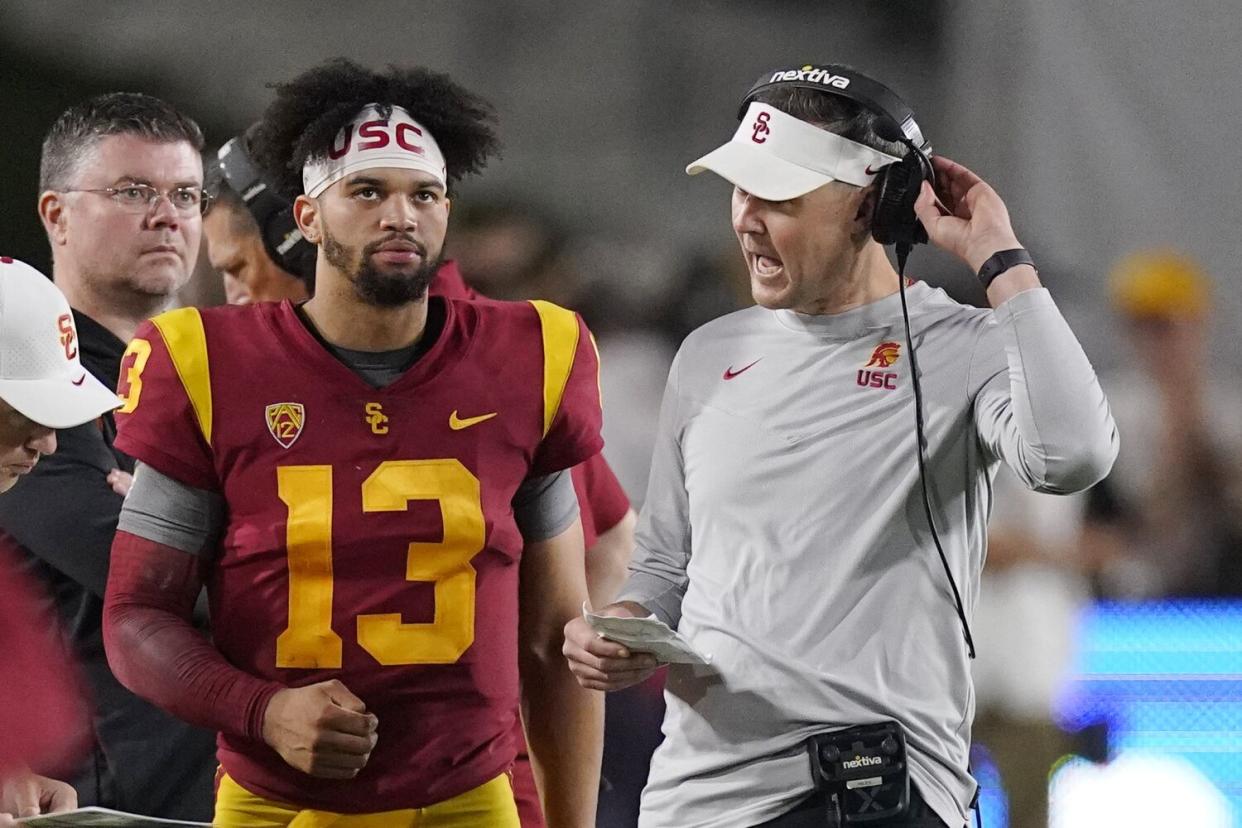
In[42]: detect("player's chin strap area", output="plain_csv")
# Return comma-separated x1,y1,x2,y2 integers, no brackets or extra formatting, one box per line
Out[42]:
894,242,976,661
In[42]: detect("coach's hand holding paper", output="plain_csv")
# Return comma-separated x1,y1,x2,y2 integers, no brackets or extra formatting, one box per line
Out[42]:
584,604,710,665
563,602,684,691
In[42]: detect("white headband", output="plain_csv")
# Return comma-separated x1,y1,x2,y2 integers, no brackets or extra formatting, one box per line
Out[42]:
302,104,448,198
686,102,902,201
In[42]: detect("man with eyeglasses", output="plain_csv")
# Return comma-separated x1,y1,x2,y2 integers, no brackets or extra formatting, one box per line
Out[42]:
0,92,217,820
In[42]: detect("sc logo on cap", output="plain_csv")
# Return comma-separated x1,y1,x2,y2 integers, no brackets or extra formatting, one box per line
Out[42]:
751,111,772,144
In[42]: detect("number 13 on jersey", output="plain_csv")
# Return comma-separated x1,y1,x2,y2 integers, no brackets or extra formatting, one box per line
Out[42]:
275,458,485,669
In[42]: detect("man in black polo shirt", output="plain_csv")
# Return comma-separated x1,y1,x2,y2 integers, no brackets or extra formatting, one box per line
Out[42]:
0,93,216,819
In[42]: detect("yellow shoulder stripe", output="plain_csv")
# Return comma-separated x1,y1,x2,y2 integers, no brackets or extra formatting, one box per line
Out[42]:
529,300,580,438
150,307,213,445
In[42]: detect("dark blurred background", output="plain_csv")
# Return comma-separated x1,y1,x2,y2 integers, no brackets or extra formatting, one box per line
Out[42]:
4,3,1241,825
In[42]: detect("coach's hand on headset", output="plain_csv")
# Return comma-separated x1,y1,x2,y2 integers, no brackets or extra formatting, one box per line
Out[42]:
913,155,1026,273
563,602,662,692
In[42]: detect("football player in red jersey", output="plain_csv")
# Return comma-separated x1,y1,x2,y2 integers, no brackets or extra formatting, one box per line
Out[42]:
201,121,636,828
103,59,607,827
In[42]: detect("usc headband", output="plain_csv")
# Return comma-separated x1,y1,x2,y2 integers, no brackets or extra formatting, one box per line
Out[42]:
303,104,447,198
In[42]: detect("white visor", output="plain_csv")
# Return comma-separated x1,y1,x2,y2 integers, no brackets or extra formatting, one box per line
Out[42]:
686,102,902,200
303,104,448,197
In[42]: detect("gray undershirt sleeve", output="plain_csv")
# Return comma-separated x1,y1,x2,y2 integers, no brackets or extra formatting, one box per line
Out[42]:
117,462,225,555
513,470,580,542
120,463,579,552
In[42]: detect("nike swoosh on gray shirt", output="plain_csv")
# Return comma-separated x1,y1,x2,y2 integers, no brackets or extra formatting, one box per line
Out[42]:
617,284,1118,828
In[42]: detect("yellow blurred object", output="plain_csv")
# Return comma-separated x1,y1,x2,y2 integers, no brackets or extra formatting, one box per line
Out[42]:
1109,249,1211,319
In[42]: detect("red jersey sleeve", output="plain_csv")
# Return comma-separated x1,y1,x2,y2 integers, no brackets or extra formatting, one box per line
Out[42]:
113,308,218,490
528,301,604,477
577,453,631,539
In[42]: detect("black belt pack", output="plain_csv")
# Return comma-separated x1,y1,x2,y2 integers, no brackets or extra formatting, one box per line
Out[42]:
807,721,910,824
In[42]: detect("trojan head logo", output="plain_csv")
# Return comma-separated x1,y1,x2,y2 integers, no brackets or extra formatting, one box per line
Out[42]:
864,341,901,368
265,402,305,449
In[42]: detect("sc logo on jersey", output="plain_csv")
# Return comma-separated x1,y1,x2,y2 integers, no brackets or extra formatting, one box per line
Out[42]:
365,402,389,435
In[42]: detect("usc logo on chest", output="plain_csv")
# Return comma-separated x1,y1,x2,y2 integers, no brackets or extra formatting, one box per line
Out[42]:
857,341,901,391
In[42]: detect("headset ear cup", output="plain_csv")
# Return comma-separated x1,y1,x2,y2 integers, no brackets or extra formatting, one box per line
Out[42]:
260,206,316,290
870,153,930,246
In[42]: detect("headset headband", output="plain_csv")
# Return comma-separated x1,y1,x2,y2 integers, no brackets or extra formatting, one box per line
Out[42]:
739,64,930,154
217,136,276,207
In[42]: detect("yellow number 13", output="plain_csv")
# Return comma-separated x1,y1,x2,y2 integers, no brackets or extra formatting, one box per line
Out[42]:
275,459,485,669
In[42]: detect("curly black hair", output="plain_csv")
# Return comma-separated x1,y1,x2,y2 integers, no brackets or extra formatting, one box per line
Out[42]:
251,58,500,198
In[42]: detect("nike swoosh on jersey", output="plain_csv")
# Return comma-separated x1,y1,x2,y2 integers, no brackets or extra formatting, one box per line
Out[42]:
723,359,762,380
71,374,86,386
449,410,498,430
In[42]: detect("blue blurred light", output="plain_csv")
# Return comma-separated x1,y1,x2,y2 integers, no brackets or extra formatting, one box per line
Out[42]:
1054,600,1242,819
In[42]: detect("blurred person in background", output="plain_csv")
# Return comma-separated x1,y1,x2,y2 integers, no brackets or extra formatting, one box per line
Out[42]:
203,125,312,306
0,93,219,820
564,63,1118,827
0,257,120,820
448,200,573,305
1084,249,1242,597
104,59,605,827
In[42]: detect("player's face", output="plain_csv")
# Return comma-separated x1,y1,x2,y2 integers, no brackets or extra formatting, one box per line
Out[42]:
312,168,450,308
0,398,56,494
731,181,868,312
53,135,202,302
203,204,307,305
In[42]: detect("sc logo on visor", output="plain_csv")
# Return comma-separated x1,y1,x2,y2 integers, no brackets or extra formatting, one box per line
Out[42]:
751,111,772,144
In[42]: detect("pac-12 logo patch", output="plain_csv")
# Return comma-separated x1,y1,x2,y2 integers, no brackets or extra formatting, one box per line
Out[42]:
266,402,305,449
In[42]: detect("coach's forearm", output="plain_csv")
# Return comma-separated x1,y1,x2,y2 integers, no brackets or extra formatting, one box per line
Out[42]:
520,640,603,828
992,289,1119,490
104,530,284,740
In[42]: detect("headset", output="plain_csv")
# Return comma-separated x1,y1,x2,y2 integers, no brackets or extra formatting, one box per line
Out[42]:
737,65,977,659
216,135,318,288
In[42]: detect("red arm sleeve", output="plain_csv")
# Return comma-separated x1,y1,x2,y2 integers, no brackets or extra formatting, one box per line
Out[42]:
0,541,88,774
103,530,283,741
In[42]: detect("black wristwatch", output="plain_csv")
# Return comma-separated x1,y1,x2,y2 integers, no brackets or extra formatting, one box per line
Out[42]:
977,248,1036,289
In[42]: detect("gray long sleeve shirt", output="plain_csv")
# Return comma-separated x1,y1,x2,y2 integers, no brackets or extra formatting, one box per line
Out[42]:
616,284,1118,828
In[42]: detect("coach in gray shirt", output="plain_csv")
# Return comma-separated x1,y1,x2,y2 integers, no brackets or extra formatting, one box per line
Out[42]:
564,65,1117,828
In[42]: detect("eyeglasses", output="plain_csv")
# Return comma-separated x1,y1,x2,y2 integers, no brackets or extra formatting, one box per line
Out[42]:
62,184,212,215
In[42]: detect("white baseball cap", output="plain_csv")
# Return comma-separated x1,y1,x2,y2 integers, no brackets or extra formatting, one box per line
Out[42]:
686,102,902,201
0,257,120,428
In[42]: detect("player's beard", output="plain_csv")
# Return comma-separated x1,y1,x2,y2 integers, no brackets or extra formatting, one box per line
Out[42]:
322,226,441,308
